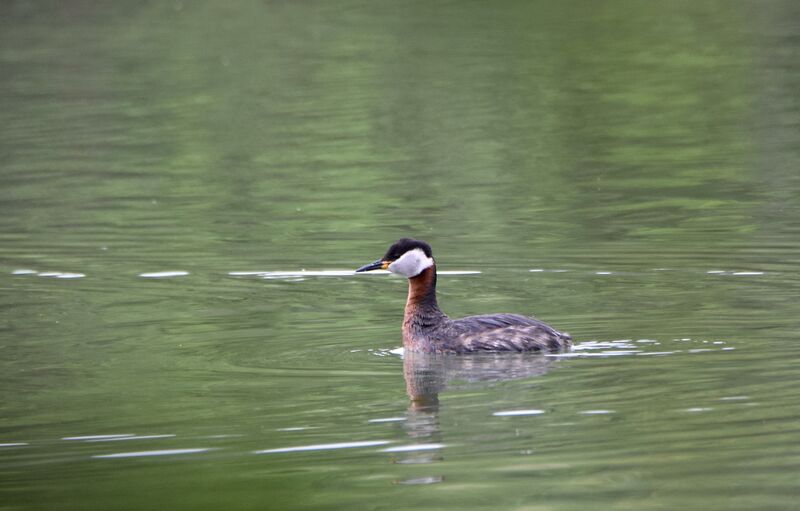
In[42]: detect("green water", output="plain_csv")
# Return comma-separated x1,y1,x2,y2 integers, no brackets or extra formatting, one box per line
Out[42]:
2,1,800,509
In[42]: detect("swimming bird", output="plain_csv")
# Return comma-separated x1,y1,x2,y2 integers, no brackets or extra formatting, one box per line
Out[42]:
355,238,572,354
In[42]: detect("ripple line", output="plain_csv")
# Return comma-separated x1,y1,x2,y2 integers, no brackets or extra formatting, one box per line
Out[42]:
254,440,392,454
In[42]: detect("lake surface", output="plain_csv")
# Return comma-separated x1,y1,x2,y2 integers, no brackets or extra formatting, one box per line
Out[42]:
2,1,800,510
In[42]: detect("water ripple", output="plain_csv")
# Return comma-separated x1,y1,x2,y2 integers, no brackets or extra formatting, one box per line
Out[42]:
63,434,135,441
138,271,190,278
93,448,212,459
229,270,481,279
493,410,546,417
254,440,392,454
380,443,445,453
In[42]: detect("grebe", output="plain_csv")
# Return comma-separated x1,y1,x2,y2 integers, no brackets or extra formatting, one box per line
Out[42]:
356,238,572,354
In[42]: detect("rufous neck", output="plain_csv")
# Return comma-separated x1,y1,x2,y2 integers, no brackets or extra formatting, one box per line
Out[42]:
405,264,439,312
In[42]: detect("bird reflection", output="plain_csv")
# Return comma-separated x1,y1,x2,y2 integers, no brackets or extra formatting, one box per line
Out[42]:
390,350,556,484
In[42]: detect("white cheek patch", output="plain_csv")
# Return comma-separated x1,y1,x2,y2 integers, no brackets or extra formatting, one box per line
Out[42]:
388,248,434,277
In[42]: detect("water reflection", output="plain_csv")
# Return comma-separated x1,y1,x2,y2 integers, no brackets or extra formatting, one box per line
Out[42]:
394,351,556,483
403,350,555,405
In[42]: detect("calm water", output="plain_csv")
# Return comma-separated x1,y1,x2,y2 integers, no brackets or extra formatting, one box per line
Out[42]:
2,1,800,510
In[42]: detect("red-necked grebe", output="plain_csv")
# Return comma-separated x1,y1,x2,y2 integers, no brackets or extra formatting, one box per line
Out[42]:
356,238,572,354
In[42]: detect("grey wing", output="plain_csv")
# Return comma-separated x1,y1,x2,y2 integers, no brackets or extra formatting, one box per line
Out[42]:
448,314,571,353
454,313,542,329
